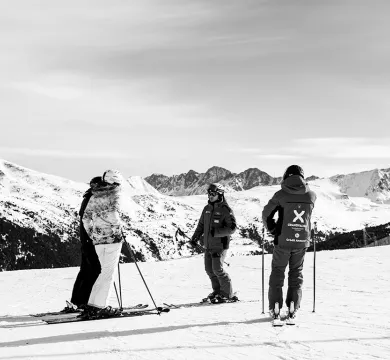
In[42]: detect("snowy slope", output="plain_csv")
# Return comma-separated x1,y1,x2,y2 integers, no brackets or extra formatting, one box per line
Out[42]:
0,159,86,233
0,159,199,263
0,246,389,359
330,168,390,204
126,176,161,196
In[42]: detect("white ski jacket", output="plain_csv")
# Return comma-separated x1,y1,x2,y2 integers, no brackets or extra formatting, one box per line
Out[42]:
82,184,123,245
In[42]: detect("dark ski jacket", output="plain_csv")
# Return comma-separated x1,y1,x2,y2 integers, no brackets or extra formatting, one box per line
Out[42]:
192,198,237,252
262,175,316,249
79,189,93,251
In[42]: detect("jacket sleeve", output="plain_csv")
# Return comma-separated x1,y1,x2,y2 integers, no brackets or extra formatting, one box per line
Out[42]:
111,189,124,236
79,190,92,217
214,206,237,237
262,192,281,233
192,207,205,241
82,207,93,239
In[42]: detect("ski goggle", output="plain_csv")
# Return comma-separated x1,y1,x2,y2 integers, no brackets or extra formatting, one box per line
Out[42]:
208,190,218,196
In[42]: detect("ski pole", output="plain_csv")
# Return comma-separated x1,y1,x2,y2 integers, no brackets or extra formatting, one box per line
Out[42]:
118,262,123,310
313,222,317,313
261,227,265,314
114,282,122,310
121,230,165,315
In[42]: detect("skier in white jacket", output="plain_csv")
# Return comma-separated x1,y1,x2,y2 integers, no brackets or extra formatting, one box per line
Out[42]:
81,169,125,318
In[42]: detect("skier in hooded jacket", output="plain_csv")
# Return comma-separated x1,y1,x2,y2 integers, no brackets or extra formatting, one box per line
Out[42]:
81,169,125,318
262,165,316,324
61,176,102,313
191,183,237,303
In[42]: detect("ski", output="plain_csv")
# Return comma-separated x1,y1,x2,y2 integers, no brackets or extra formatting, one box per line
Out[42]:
44,306,169,325
163,298,254,310
31,303,148,318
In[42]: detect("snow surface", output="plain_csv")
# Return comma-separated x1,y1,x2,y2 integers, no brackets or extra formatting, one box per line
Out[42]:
1,246,389,360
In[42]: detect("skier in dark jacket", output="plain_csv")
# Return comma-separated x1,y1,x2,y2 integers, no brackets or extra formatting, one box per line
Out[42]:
61,176,102,312
191,183,237,303
262,165,316,324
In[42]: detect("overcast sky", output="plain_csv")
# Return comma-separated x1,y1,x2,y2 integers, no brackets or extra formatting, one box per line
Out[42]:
1,0,389,182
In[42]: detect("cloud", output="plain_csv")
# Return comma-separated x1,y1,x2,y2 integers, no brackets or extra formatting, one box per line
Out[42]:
0,147,137,159
255,154,301,160
293,138,390,159
13,73,87,100
233,138,390,161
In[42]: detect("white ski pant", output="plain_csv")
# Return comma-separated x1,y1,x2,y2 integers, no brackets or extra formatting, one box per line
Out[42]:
88,242,122,308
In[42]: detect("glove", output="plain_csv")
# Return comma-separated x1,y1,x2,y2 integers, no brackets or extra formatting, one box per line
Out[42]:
190,237,198,247
268,227,277,236
267,219,277,235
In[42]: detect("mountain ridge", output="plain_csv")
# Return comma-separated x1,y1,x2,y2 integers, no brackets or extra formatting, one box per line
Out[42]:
145,165,390,202
1,158,390,271
145,166,281,196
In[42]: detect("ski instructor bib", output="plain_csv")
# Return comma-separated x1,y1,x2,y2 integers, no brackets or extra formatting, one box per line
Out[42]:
262,175,317,249
279,201,312,247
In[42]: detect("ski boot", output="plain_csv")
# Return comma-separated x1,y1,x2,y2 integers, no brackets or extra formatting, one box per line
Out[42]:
93,306,122,319
210,293,239,304
60,301,79,314
77,305,99,320
285,301,297,325
270,302,283,327
202,291,219,303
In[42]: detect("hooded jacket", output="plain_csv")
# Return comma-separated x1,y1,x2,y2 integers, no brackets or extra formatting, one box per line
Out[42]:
82,184,123,245
262,175,316,249
192,198,237,252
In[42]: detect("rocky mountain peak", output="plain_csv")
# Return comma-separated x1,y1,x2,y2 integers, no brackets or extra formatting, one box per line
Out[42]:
145,166,276,196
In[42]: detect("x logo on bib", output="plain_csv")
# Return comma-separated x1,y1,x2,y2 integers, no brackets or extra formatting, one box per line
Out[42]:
293,210,305,223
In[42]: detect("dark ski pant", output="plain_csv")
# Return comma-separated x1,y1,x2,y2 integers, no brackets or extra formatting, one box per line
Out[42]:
204,249,233,298
268,246,307,310
71,243,101,307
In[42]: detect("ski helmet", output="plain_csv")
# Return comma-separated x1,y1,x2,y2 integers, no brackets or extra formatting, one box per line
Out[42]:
283,165,305,180
102,169,123,185
89,176,102,187
207,183,225,195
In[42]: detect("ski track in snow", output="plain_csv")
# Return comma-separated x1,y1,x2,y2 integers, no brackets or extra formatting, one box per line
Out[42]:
0,246,390,360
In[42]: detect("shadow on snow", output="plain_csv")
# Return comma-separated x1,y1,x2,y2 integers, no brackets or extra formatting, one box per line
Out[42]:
1,317,389,350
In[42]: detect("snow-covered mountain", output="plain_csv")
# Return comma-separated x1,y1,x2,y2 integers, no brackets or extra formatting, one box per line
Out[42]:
1,159,390,271
330,168,390,203
126,176,161,196
145,166,280,196
0,160,85,233
146,165,390,204
0,160,199,269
